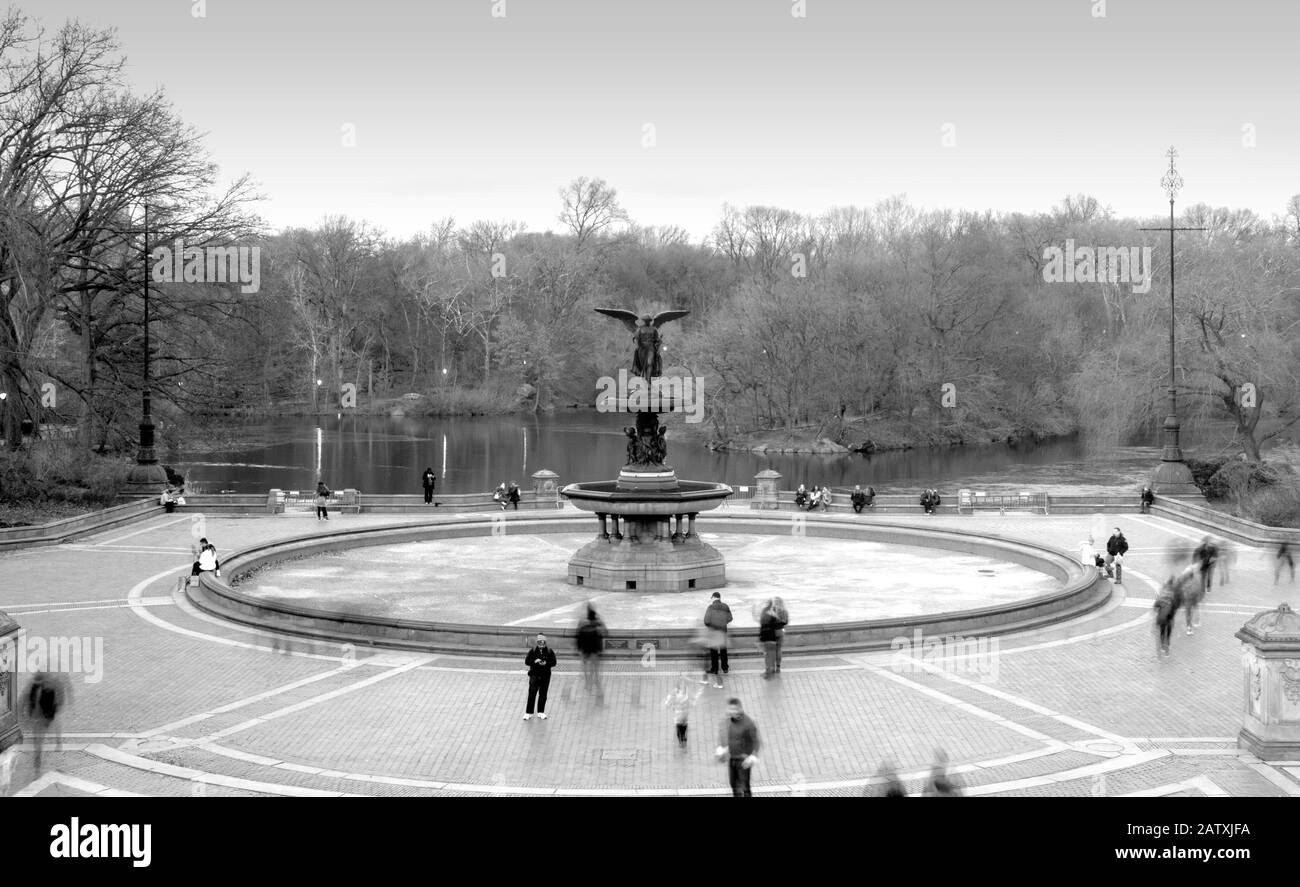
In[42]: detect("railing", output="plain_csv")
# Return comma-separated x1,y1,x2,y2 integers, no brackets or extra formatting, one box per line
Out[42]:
958,490,1050,516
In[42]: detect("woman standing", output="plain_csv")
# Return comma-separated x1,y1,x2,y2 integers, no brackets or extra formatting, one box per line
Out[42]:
421,467,437,505
315,480,331,521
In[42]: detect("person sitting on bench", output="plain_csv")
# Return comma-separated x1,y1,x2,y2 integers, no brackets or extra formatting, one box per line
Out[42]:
851,485,875,513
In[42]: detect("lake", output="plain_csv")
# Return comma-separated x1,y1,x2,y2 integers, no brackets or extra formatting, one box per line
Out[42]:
174,413,1220,498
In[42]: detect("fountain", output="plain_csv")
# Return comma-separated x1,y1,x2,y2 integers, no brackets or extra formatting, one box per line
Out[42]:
561,308,732,591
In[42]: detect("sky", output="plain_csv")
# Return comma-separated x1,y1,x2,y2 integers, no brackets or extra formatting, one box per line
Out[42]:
22,0,1300,242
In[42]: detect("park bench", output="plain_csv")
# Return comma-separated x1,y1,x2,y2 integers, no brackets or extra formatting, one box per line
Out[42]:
273,490,360,515
957,489,1050,516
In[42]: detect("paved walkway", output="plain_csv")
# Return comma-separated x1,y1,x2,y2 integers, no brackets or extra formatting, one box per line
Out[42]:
2,509,1298,797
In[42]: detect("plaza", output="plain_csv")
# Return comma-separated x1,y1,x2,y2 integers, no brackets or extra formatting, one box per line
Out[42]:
3,503,1298,798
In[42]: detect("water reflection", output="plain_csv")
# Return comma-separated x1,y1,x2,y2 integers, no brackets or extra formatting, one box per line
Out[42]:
178,413,1212,497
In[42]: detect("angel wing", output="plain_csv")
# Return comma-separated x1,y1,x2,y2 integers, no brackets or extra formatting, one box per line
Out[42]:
594,307,640,333
651,309,689,328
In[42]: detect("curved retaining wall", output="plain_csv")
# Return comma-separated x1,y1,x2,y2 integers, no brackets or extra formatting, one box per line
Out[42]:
188,512,1111,658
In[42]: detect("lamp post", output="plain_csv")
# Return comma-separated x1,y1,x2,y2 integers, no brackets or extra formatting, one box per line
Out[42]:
124,202,169,494
1139,147,1205,499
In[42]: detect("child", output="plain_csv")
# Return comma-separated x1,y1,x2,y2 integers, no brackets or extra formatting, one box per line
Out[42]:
664,676,704,748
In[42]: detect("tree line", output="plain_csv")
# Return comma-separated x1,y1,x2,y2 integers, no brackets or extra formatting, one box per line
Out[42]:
4,10,1299,462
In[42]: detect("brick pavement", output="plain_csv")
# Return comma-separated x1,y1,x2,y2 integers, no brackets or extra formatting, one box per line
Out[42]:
1,509,1298,797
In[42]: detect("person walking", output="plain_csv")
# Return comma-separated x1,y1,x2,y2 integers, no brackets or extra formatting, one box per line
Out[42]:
1105,527,1129,583
1176,562,1204,635
703,592,733,689
1192,536,1219,596
759,598,786,679
924,750,962,796
1277,541,1296,585
771,596,789,672
523,634,557,720
26,670,71,775
508,482,521,510
664,676,703,749
315,480,332,521
715,698,760,797
1153,576,1183,656
575,604,608,703
494,482,508,510
868,761,908,798
421,467,437,505
1218,541,1236,586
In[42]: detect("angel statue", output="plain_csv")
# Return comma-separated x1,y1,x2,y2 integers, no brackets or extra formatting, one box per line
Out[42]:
594,308,690,382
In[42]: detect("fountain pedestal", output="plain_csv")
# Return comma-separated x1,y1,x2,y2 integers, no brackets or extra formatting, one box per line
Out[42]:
562,466,732,593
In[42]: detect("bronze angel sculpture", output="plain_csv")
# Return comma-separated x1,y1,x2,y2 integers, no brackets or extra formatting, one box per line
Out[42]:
594,308,690,382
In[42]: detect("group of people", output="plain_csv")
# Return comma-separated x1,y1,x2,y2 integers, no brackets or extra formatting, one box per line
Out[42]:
919,488,941,514
518,592,793,797
1153,535,1228,655
493,482,521,510
159,484,186,513
794,484,833,511
1078,527,1129,583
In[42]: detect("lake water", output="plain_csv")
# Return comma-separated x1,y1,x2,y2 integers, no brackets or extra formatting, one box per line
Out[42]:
175,413,1221,497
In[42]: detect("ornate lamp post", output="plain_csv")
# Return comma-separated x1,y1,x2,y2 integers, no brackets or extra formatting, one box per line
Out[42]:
124,203,169,494
1139,147,1205,498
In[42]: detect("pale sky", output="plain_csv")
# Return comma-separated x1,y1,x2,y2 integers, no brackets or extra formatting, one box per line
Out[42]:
26,0,1300,241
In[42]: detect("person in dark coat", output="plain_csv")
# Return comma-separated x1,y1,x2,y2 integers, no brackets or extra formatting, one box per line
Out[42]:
1140,486,1155,514
523,634,557,720
507,482,521,510
315,480,331,520
759,598,787,679
421,467,437,505
1105,527,1129,583
26,671,71,774
703,592,733,688
715,698,760,797
1153,574,1185,656
575,605,608,702
851,485,875,513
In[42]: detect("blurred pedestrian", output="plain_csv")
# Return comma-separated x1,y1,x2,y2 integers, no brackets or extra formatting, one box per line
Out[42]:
421,467,437,505
0,743,16,797
26,670,71,775
664,675,703,749
715,698,760,797
925,750,962,796
703,592,733,689
759,598,786,679
771,596,789,671
575,604,607,703
1105,527,1128,583
523,633,556,720
315,480,331,521
1139,486,1154,514
1193,536,1219,596
851,485,875,513
867,760,907,798
1174,562,1203,636
508,482,521,510
1153,577,1182,656
1277,541,1296,585
1218,540,1236,586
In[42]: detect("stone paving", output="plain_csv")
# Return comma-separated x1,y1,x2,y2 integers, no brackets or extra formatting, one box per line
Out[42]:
1,508,1298,797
